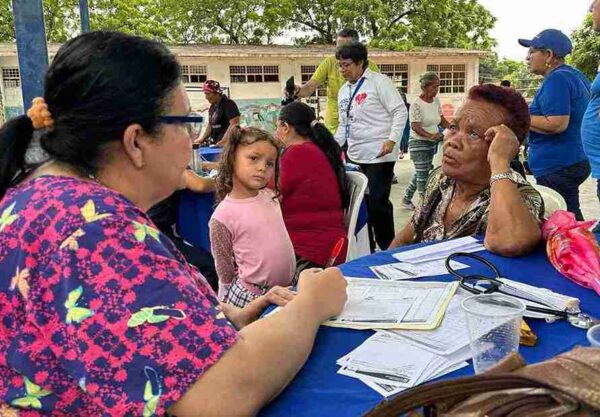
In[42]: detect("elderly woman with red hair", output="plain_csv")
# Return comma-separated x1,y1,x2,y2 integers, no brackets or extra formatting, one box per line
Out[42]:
390,84,544,257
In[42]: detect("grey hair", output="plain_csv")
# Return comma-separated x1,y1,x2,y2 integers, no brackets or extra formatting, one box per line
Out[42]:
419,72,440,89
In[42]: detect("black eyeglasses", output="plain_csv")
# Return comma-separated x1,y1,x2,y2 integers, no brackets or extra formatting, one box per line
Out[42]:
159,114,204,140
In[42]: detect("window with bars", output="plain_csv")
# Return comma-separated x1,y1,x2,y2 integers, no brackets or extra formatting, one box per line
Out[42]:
379,64,409,93
230,65,279,83
2,68,20,88
426,64,466,94
300,65,326,97
181,65,207,84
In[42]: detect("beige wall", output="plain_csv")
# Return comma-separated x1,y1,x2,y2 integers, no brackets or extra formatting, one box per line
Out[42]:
178,54,479,122
1,56,23,111
1,51,479,124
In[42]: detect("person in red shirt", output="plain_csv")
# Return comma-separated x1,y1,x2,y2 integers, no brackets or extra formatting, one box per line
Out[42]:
275,102,349,275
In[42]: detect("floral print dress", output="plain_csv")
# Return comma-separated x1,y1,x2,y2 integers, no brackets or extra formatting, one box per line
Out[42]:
0,176,238,416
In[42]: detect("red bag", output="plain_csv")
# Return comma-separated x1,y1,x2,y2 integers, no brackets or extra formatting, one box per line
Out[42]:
542,210,600,296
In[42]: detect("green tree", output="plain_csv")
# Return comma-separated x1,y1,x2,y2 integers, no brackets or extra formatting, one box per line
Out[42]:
88,0,187,42
479,54,541,98
166,0,285,44
0,0,14,41
570,14,600,80
0,0,77,42
278,0,496,50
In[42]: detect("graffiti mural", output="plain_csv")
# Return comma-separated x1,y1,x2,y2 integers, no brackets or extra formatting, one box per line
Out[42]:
4,106,23,122
236,98,281,133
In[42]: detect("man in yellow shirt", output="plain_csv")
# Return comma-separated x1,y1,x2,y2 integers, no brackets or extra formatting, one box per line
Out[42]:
291,29,379,133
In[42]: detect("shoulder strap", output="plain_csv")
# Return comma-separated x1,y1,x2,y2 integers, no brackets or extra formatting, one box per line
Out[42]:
364,374,551,417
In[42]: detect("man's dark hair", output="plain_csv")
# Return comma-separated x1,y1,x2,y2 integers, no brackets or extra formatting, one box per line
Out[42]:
335,42,368,69
500,80,512,87
337,28,359,41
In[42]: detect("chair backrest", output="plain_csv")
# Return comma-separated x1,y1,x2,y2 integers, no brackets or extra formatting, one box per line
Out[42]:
344,171,368,260
533,184,567,218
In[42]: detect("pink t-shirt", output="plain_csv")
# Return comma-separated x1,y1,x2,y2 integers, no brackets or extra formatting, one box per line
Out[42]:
210,190,296,296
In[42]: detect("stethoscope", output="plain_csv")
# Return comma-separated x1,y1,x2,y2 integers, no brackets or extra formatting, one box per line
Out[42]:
445,252,598,329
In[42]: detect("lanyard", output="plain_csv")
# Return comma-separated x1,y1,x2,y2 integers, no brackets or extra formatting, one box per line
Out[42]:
345,77,366,142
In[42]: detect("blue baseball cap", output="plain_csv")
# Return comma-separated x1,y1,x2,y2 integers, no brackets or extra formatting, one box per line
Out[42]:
518,29,573,57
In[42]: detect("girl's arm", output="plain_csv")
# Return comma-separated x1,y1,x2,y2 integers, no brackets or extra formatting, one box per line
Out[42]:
209,218,236,300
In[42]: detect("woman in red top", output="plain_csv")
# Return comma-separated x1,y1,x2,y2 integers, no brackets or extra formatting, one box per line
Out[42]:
275,102,349,274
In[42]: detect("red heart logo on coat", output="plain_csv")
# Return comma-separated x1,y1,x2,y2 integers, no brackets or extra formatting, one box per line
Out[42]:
355,92,367,105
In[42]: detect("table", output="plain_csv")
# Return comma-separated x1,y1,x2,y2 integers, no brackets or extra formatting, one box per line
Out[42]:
260,238,600,417
176,147,222,252
197,146,223,162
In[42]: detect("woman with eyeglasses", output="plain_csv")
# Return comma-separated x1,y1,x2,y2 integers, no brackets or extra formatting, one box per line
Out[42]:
334,41,408,251
0,31,346,416
519,29,592,221
390,84,544,257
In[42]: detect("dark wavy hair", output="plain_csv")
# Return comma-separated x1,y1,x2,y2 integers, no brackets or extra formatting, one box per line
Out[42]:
335,42,368,70
0,31,181,199
467,84,530,144
278,102,349,209
215,126,283,204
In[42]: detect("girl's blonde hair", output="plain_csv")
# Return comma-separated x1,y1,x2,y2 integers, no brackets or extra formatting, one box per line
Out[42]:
215,125,283,204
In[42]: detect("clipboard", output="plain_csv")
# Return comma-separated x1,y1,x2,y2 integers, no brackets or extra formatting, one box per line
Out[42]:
323,279,459,331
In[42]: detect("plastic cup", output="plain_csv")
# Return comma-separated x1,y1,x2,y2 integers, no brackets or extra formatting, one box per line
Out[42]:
461,294,525,374
190,146,203,173
587,324,600,347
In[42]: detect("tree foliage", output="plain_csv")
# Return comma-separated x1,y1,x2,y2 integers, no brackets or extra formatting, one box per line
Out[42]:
279,0,496,50
165,0,285,44
0,0,77,42
479,53,541,98
570,14,600,80
0,0,497,50
87,0,185,42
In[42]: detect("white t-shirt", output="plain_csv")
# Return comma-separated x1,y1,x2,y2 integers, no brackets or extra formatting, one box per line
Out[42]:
409,96,442,140
335,69,408,164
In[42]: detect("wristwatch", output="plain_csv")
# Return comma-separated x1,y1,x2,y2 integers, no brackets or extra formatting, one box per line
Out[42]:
490,171,526,186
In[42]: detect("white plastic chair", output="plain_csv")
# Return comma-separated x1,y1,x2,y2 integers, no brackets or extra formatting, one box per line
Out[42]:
344,171,368,261
533,184,567,218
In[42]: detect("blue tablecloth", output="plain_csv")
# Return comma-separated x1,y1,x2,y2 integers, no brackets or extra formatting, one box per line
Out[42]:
260,239,600,417
177,191,215,253
198,146,223,162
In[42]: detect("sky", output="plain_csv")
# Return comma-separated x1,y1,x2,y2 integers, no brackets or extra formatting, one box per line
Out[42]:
478,0,592,60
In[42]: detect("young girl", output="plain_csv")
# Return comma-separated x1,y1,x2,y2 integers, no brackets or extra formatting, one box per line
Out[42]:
210,126,296,307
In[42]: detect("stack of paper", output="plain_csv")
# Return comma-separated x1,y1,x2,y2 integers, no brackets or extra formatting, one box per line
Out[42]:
386,292,471,356
325,278,458,330
393,236,485,264
337,331,470,397
371,259,469,281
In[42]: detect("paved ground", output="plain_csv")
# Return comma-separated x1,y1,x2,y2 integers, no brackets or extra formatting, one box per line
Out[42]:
390,156,600,233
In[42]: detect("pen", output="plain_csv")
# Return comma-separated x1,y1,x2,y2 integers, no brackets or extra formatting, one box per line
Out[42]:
325,237,346,268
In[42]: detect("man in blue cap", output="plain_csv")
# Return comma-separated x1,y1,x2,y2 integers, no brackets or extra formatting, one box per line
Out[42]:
519,29,591,221
582,0,600,231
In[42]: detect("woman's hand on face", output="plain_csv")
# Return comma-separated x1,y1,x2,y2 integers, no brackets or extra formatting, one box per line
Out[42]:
296,268,347,321
263,286,295,307
484,124,520,171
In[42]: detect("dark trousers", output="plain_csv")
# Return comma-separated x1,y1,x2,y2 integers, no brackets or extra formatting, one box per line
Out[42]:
536,160,591,221
357,162,396,251
172,236,219,291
